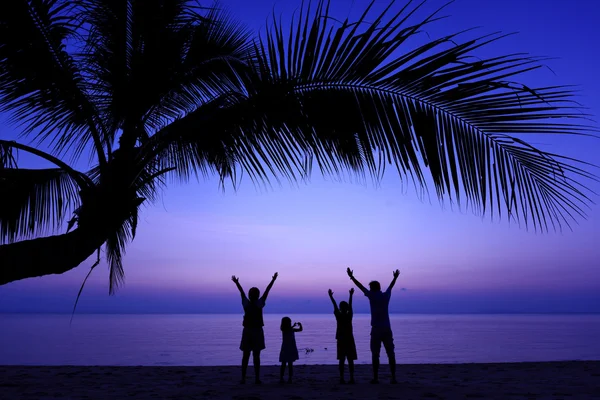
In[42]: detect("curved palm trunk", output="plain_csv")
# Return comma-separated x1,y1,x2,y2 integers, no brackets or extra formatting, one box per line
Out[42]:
0,228,106,285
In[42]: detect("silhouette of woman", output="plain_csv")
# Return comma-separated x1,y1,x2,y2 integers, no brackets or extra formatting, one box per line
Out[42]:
232,272,278,384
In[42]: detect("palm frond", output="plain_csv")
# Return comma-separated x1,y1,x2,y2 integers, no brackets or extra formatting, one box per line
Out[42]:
78,0,252,150
0,140,93,243
151,0,597,232
252,0,598,231
143,93,245,189
0,141,18,169
0,0,107,164
104,198,142,294
0,167,82,244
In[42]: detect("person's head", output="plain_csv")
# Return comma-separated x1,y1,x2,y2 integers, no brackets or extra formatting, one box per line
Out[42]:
339,301,349,314
281,316,292,331
369,281,381,292
248,287,260,302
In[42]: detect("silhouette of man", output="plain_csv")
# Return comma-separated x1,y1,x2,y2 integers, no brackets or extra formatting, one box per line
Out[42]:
347,267,400,384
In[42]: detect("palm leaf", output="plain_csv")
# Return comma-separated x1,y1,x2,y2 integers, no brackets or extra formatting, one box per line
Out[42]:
0,167,82,244
0,140,94,244
0,0,107,164
78,0,252,150
151,0,597,232
104,197,143,294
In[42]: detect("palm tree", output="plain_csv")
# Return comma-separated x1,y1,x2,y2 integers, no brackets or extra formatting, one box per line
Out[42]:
0,0,596,291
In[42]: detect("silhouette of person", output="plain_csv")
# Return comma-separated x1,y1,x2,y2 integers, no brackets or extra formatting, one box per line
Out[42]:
347,267,400,384
232,272,278,384
328,288,357,384
279,317,303,383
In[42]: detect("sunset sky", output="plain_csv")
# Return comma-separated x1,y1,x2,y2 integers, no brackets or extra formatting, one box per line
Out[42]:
1,0,599,314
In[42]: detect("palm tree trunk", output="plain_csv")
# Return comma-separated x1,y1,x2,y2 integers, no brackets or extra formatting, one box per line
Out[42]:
0,228,106,285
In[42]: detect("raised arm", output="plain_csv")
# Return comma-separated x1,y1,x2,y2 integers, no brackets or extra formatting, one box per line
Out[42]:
260,272,278,302
347,268,368,295
231,276,247,302
386,269,401,293
328,289,339,312
349,288,354,310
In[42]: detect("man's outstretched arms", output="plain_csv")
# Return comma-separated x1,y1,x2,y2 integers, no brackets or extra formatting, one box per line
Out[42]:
231,276,247,302
347,268,368,295
386,269,401,293
261,272,279,302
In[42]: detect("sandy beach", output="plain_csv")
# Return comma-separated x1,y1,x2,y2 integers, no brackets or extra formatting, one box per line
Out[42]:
1,362,599,399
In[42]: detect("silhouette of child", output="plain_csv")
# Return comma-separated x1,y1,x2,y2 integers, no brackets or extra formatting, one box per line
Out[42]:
232,273,278,384
328,288,357,384
279,317,303,383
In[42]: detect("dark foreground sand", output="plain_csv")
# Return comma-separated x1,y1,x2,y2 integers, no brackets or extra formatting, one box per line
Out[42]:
1,362,599,399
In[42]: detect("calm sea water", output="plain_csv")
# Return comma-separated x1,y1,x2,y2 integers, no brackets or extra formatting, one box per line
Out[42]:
1,314,599,366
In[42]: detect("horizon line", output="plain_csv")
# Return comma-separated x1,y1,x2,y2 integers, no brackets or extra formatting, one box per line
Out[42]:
2,312,599,315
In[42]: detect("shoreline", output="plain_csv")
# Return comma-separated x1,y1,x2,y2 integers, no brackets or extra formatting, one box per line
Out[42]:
2,361,599,399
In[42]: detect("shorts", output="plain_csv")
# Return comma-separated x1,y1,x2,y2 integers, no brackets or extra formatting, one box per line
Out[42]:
337,335,357,361
239,327,266,352
370,327,395,358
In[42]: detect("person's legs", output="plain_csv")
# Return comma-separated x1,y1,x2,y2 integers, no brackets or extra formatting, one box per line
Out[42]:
241,350,251,383
287,362,294,383
348,359,355,383
370,331,382,384
279,362,286,383
338,356,346,383
382,331,397,383
253,350,262,384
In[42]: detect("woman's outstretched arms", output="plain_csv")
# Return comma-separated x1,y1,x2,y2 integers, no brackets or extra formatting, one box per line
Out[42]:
261,272,278,302
231,275,247,302
386,269,401,293
328,289,339,312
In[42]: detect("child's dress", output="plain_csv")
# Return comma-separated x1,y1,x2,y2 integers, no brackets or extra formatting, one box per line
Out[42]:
279,330,299,363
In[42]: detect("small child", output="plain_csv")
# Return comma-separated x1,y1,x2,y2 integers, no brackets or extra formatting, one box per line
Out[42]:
328,288,357,384
279,317,303,383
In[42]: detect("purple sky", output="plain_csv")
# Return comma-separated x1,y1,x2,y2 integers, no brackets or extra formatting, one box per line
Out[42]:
1,0,599,314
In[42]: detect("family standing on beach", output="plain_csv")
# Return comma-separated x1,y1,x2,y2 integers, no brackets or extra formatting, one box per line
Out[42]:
231,268,401,385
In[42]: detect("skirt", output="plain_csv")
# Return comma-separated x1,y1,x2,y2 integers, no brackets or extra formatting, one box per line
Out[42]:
239,327,266,352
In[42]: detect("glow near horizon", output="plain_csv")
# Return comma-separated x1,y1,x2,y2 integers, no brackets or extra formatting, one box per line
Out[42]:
0,0,599,314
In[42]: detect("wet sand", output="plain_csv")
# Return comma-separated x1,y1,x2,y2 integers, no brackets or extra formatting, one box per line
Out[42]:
1,361,599,399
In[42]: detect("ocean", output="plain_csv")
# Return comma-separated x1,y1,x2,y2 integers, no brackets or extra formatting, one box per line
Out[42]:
1,314,599,366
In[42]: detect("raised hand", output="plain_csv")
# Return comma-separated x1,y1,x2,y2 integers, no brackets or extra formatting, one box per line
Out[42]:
393,269,400,279
231,275,239,284
272,272,279,281
346,267,354,278
328,289,334,297
350,288,355,295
